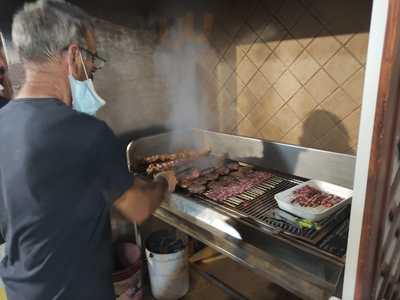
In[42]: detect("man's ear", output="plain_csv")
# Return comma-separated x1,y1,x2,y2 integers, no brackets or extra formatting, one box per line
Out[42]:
67,43,81,79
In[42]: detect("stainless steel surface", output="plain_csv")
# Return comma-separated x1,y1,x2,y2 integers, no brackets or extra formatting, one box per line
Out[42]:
128,129,356,300
129,129,355,188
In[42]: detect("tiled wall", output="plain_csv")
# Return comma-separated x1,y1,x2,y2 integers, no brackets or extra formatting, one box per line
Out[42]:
193,0,371,154
4,0,371,154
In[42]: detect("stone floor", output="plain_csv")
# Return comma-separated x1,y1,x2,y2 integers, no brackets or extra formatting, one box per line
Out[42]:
143,256,301,300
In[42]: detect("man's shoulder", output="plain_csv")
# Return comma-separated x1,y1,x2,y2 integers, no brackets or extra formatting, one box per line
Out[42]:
0,98,112,137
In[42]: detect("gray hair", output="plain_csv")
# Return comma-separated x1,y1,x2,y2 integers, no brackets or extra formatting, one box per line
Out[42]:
12,0,94,63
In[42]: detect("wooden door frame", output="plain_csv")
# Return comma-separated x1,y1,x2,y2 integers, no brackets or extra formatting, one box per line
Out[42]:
345,0,400,298
342,0,390,299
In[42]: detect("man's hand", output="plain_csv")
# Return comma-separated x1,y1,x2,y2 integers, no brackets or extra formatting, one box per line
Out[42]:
154,170,177,192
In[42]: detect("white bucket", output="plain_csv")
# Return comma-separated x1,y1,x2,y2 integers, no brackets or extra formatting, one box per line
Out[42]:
145,232,189,300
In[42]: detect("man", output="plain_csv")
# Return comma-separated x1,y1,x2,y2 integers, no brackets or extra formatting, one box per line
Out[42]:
0,1,177,299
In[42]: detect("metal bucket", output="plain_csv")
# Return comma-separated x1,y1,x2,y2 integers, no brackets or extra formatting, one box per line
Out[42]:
145,230,189,300
112,242,143,300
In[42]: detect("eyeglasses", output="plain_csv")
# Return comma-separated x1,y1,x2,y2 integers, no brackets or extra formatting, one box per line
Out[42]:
80,47,107,70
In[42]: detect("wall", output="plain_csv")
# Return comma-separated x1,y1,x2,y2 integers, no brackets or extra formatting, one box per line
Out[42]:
91,0,371,154
2,0,372,154
203,0,371,154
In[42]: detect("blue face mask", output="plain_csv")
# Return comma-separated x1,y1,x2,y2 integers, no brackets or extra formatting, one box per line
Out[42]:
69,52,105,116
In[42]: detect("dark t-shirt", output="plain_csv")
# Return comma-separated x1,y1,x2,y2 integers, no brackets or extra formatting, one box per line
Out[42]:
0,98,132,300
0,99,8,109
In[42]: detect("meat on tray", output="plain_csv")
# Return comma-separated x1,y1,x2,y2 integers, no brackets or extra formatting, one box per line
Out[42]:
144,148,210,164
291,185,344,208
204,171,272,202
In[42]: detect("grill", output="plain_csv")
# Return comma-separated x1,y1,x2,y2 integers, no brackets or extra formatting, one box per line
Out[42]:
128,129,356,298
144,157,350,260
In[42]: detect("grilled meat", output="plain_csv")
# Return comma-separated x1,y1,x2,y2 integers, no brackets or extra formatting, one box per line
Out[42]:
146,159,185,174
218,176,236,186
144,149,210,164
204,172,219,181
227,162,240,171
216,166,230,176
204,171,272,202
177,168,201,181
179,179,192,189
192,177,209,185
291,185,344,208
207,181,221,190
200,167,216,176
188,183,206,194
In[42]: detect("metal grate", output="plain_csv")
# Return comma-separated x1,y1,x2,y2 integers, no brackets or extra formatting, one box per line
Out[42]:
138,157,350,259
187,167,350,258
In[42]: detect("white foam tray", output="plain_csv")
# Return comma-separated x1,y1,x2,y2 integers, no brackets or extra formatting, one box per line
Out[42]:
274,180,353,221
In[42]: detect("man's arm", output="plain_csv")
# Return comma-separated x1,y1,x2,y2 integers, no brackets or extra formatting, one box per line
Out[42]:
114,172,176,224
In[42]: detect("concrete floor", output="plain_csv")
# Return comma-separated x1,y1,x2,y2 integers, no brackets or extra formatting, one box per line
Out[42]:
143,256,301,300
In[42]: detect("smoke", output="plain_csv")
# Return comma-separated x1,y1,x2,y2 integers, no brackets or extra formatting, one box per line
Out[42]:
153,18,215,134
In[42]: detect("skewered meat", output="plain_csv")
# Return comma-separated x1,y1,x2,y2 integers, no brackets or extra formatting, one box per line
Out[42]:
146,159,188,174
144,149,210,163
290,185,344,208
204,171,272,202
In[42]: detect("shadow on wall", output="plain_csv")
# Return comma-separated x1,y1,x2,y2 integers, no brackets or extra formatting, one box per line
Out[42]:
301,110,352,154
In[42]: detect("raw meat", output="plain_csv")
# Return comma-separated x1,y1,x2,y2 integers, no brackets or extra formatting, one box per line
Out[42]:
290,185,344,208
204,171,272,202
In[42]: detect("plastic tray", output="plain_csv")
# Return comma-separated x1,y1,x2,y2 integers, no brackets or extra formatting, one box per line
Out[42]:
274,180,353,221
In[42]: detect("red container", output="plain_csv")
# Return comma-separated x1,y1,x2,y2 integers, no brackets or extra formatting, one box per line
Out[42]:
112,243,144,300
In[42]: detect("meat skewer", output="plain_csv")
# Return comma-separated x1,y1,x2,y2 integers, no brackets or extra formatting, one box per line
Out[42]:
144,149,210,164
146,158,189,174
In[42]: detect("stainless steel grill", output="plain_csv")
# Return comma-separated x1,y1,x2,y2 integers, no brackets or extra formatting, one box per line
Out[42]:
128,129,356,299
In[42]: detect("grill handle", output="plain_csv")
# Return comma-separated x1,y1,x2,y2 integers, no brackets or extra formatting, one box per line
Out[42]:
126,140,137,174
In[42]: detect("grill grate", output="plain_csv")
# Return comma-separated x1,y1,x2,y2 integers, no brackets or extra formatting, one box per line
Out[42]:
188,168,349,259
139,157,350,259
